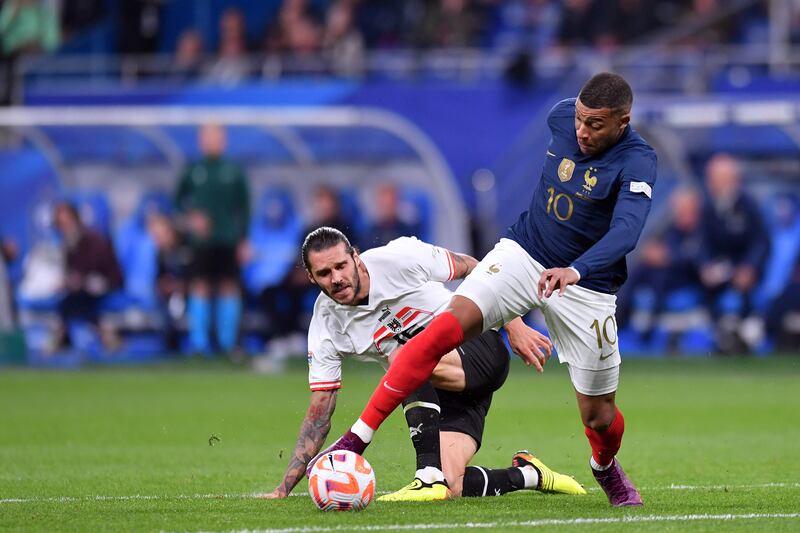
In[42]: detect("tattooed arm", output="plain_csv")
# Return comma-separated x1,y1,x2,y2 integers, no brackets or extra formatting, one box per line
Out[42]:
261,389,338,499
450,251,479,280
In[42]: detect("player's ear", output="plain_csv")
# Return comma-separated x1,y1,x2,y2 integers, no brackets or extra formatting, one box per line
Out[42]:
617,108,631,129
307,271,317,285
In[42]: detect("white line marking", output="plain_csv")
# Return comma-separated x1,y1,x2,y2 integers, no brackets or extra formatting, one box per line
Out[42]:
193,514,800,533
1,482,798,505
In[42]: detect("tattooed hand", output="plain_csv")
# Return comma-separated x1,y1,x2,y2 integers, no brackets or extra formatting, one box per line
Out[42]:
268,389,337,497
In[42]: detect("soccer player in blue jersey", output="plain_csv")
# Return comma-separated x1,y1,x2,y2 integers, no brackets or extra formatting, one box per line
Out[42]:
314,73,657,507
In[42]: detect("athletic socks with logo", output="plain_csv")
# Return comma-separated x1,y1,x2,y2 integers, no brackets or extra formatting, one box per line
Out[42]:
462,465,539,497
402,381,443,476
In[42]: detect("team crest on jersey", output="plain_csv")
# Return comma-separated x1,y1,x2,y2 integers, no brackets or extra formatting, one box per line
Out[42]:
373,306,432,354
558,158,575,182
378,305,403,333
583,168,598,193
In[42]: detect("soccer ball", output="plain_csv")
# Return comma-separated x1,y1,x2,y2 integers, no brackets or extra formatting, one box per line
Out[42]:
307,450,376,511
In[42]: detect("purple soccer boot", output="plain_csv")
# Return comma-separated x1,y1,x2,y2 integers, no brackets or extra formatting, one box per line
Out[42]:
306,431,369,476
592,458,644,507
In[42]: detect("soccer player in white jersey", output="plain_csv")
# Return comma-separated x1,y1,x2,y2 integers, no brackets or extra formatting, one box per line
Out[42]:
261,227,585,501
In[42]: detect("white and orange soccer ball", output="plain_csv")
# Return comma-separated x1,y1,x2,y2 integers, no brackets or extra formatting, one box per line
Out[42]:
307,450,376,511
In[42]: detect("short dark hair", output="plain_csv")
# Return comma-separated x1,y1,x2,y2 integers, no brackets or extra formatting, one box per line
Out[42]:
578,72,633,113
301,226,354,271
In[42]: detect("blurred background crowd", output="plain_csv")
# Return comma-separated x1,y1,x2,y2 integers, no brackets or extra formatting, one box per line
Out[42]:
1,0,799,367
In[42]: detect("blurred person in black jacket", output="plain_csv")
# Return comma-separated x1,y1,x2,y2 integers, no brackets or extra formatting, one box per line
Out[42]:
147,212,193,352
50,201,123,352
361,182,421,249
699,154,770,353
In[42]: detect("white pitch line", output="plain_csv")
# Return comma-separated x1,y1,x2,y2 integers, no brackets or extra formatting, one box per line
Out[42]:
192,513,800,533
2,482,799,505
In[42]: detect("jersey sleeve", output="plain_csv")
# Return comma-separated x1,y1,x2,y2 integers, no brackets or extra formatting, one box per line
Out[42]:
385,236,457,283
570,149,658,279
307,314,343,391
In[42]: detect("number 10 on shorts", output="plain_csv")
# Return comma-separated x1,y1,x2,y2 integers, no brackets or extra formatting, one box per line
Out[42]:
591,315,617,360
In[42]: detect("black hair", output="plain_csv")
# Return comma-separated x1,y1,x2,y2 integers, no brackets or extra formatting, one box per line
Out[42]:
301,226,354,271
578,72,633,113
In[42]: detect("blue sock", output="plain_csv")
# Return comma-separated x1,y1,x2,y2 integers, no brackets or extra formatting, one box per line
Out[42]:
187,295,211,353
216,294,241,353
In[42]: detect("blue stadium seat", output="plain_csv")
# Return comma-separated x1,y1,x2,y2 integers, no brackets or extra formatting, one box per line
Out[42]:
242,187,302,295
114,190,173,311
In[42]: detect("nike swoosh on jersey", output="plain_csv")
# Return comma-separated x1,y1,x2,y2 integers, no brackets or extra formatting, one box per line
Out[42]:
546,150,556,157
599,352,614,361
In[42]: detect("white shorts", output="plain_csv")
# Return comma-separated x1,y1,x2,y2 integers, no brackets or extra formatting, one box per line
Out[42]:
567,364,620,396
455,238,621,394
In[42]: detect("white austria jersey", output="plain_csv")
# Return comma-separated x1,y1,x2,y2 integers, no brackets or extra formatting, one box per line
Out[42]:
307,237,458,391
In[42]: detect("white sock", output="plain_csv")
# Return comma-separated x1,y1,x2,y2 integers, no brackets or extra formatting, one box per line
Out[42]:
415,466,445,484
590,456,613,471
350,419,374,443
518,465,539,489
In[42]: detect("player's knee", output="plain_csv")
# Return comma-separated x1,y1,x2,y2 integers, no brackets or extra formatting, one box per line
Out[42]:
447,296,484,339
581,405,615,432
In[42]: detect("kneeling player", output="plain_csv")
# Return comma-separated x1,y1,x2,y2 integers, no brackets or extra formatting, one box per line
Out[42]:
262,228,585,500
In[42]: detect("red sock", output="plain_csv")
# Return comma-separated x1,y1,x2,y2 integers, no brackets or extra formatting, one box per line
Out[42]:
585,406,625,467
359,312,464,430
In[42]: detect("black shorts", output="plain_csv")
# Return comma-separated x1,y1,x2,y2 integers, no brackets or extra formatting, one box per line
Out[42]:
189,245,240,282
437,329,510,450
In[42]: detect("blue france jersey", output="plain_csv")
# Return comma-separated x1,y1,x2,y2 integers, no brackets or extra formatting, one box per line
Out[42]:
508,98,657,294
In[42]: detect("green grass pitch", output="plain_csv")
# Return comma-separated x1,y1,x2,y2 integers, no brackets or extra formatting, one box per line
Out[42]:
1,357,799,532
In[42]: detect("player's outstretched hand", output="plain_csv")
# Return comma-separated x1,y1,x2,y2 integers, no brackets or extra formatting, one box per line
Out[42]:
538,267,580,299
503,317,552,373
256,488,288,499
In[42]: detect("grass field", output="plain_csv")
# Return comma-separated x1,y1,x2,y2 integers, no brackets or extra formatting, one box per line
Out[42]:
1,357,799,532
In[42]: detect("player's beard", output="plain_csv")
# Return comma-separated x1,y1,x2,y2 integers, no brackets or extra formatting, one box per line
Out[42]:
327,261,362,306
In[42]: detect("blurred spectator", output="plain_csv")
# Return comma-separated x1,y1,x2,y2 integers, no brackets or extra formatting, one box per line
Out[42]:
557,0,612,48
362,182,421,248
611,0,658,44
253,184,354,368
262,0,324,76
619,187,703,344
0,236,18,331
412,0,482,48
206,8,251,85
118,0,162,54
304,184,354,237
264,0,322,53
61,0,105,36
766,249,800,351
322,0,365,77
0,0,60,104
758,193,800,309
175,124,251,355
699,154,770,353
147,212,192,352
352,0,405,48
758,193,800,351
0,0,60,55
50,201,123,352
171,29,204,81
